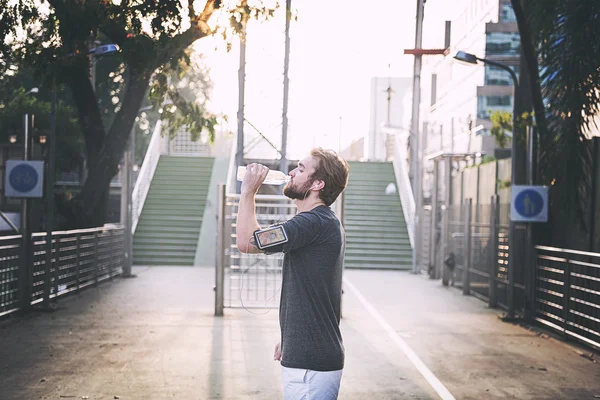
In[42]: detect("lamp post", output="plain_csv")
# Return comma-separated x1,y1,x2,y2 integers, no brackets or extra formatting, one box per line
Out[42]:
19,87,39,310
454,51,520,317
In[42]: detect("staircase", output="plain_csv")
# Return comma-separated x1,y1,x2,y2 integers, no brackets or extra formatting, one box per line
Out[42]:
133,156,214,266
343,161,412,269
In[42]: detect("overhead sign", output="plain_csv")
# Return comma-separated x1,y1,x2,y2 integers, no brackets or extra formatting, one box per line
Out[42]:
5,160,44,198
510,185,548,222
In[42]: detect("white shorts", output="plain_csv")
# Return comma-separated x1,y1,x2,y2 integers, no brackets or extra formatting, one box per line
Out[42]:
282,366,343,400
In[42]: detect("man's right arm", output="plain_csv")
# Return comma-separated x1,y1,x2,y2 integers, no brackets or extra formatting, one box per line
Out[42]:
236,164,269,253
236,193,263,254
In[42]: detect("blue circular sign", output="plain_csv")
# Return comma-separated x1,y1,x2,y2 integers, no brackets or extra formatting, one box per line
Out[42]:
9,164,38,193
514,189,544,218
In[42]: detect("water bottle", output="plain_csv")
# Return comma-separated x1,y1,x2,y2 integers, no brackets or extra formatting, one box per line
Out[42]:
237,166,290,185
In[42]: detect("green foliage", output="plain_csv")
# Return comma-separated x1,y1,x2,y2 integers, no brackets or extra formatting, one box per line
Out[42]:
0,83,83,173
497,179,511,191
523,0,600,227
148,51,219,143
0,0,281,227
481,155,497,165
489,110,512,149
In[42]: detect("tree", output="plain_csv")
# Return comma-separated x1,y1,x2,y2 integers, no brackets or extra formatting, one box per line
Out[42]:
511,0,600,248
0,0,278,228
0,69,83,174
489,110,512,149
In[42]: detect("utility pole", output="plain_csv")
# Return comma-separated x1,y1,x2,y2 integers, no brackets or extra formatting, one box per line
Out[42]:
236,22,248,193
405,12,450,274
280,0,292,174
409,0,425,192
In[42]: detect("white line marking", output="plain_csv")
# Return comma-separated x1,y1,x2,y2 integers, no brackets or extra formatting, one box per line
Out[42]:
343,277,456,400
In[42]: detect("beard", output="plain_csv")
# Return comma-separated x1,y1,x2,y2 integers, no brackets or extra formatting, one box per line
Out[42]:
283,180,313,200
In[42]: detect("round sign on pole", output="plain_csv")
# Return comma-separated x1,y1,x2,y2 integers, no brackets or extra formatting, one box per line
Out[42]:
5,160,44,198
9,164,39,193
510,185,548,222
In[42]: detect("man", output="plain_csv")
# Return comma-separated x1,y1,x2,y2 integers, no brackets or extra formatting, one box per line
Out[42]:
236,148,350,400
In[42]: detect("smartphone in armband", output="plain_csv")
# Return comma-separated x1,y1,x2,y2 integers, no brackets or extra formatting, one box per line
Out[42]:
253,225,289,250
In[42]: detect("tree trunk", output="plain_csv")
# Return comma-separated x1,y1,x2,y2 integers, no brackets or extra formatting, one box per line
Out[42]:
66,69,151,228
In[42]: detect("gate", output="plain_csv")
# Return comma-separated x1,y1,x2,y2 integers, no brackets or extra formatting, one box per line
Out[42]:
215,184,296,315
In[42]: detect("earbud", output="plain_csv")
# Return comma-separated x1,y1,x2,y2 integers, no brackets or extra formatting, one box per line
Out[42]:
310,185,318,190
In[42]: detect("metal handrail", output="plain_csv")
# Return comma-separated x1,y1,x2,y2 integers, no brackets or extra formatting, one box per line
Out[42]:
132,120,163,233
0,224,125,318
534,244,600,350
387,127,416,248
536,245,600,258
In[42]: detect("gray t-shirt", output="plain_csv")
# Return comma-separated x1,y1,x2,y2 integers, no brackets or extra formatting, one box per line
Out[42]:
269,205,345,372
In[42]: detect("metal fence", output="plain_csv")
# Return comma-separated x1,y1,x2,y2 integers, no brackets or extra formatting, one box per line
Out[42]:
215,184,296,314
535,246,600,350
444,197,526,313
0,225,125,317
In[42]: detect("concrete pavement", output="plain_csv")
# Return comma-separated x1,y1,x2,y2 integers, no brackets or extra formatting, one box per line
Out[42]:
0,267,598,399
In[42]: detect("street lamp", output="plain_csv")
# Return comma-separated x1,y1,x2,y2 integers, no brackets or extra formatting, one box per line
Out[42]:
454,50,520,317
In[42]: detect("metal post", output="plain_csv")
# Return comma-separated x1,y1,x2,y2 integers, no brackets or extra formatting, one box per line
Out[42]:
563,259,571,338
53,236,61,297
409,0,425,190
524,125,536,321
93,231,99,286
122,150,133,277
43,87,57,307
235,25,247,193
75,233,81,294
215,183,226,316
412,120,424,274
338,192,345,226
429,159,439,279
463,198,472,295
280,0,292,175
506,68,519,318
489,195,499,307
441,156,451,284
19,113,32,311
109,228,114,280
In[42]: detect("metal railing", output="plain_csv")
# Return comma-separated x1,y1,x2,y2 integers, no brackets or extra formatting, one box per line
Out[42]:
535,246,600,350
444,197,524,312
0,225,125,317
390,129,416,248
215,184,296,315
132,120,163,233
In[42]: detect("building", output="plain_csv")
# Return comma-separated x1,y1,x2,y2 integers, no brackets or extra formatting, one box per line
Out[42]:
366,76,412,161
420,0,519,159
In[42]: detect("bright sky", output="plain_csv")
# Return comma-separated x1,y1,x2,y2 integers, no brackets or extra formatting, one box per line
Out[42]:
195,0,459,159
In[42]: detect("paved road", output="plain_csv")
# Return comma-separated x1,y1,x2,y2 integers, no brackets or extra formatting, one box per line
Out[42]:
1,267,598,399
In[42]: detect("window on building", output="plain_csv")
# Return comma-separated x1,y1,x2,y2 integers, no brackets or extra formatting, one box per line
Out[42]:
501,3,517,23
486,32,520,56
484,65,519,86
487,96,512,106
477,95,513,119
430,74,437,106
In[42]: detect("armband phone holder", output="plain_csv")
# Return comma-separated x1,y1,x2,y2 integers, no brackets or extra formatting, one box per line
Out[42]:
253,225,288,250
